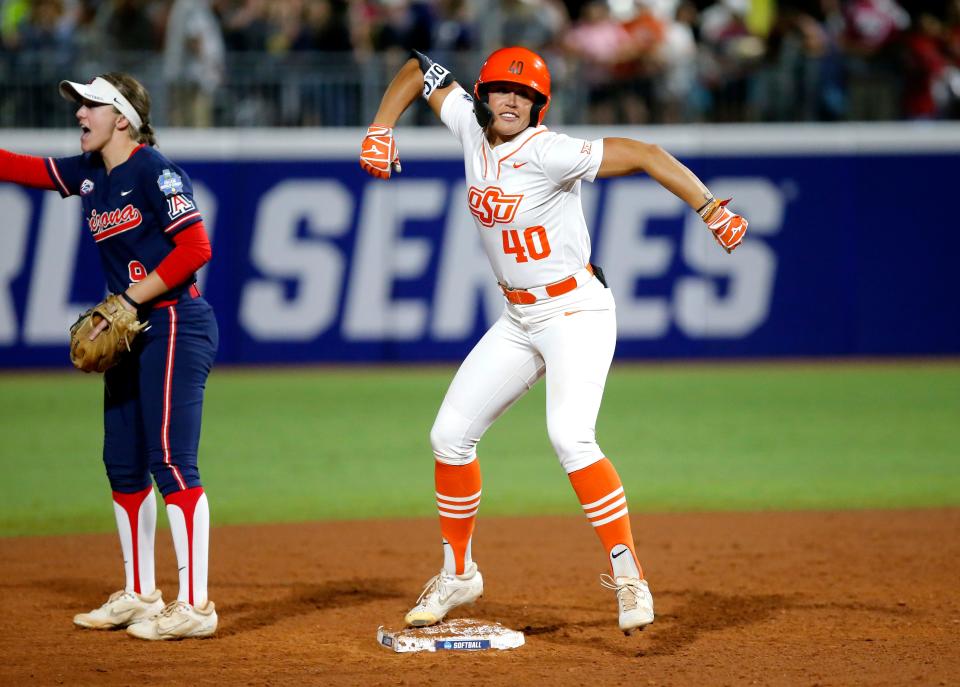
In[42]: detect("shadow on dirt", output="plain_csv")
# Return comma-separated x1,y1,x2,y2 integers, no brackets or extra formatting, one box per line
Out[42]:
217,578,406,637
634,590,795,657
484,590,801,657
17,576,406,638
13,577,118,609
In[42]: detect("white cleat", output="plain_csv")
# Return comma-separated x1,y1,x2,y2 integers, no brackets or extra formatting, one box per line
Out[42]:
404,561,484,627
600,574,654,635
73,589,165,630
126,599,218,640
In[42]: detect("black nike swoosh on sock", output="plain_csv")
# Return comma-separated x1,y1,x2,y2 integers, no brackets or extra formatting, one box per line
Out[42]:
611,548,629,559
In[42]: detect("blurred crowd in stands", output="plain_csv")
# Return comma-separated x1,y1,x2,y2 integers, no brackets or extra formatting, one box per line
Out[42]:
2,0,959,127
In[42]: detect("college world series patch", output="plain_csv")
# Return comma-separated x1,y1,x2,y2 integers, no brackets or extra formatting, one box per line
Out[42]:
157,169,184,196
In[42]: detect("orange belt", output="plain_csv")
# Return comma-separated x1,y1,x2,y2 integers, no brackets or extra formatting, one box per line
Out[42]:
499,265,594,305
153,283,201,309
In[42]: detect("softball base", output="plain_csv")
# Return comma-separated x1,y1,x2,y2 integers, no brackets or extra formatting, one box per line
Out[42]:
376,619,525,653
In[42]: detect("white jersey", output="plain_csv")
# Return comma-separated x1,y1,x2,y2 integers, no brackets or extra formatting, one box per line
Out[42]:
440,86,604,289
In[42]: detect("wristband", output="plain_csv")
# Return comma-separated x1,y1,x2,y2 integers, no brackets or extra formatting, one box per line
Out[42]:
412,50,454,99
120,291,141,309
696,195,716,218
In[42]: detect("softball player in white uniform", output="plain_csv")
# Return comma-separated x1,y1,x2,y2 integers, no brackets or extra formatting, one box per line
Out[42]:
360,46,748,634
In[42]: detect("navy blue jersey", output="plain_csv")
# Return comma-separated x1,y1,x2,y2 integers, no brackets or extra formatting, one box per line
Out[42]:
45,145,203,299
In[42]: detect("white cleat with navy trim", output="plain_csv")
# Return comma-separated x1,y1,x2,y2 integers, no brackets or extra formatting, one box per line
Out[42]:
600,574,655,635
73,589,165,630
126,599,218,640
404,562,484,627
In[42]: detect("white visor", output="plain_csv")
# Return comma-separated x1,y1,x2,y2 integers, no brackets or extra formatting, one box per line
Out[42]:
59,77,143,131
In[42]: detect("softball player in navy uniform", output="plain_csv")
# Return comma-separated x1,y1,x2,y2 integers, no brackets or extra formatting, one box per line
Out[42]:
361,47,748,634
0,73,218,639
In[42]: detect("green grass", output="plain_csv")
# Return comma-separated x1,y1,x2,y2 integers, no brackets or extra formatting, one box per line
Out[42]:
1,362,958,536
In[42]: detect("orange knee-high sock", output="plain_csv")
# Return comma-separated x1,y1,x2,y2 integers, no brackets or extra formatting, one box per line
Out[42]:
569,458,644,579
435,458,482,575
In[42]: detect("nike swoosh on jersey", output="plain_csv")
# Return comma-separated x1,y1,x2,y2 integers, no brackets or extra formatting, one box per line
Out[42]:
512,161,528,168
121,189,133,196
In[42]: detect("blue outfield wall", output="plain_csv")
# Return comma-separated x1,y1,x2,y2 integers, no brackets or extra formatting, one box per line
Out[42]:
0,125,957,367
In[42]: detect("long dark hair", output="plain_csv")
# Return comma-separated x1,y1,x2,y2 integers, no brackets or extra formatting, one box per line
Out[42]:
100,72,157,147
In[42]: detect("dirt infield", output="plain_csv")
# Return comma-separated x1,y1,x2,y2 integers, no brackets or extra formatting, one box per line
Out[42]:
2,509,957,686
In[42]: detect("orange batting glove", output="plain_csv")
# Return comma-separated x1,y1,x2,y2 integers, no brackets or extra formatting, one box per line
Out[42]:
360,125,402,179
701,198,748,253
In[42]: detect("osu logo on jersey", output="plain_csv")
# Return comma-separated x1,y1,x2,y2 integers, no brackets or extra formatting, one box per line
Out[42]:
87,204,143,243
467,185,523,227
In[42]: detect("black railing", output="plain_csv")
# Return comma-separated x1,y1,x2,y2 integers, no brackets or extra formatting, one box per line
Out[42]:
0,48,955,129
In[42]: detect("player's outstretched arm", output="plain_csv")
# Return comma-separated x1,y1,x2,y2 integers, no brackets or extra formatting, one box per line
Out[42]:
597,138,709,205
597,137,748,253
0,148,58,190
360,53,459,179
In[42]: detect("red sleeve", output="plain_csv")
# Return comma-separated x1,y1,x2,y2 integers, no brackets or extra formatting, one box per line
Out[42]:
0,149,58,190
155,221,212,287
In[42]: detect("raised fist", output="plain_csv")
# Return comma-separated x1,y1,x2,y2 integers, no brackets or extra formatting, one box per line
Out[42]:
703,198,747,254
360,125,402,179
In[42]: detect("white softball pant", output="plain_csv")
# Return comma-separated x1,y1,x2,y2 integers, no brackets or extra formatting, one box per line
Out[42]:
430,278,616,474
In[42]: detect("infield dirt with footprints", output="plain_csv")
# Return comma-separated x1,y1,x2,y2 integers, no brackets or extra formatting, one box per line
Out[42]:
2,509,958,686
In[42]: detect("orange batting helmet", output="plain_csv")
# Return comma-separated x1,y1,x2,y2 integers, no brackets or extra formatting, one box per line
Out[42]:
473,46,552,128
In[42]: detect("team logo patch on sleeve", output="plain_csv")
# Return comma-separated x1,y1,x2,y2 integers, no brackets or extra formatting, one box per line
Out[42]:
580,141,592,155
80,179,95,195
157,169,184,196
167,194,196,220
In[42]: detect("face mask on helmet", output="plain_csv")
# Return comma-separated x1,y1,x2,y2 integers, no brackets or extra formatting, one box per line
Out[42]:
472,46,552,129
472,86,548,129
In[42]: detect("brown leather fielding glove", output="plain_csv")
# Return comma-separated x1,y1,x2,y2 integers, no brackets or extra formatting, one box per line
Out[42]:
69,294,149,373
